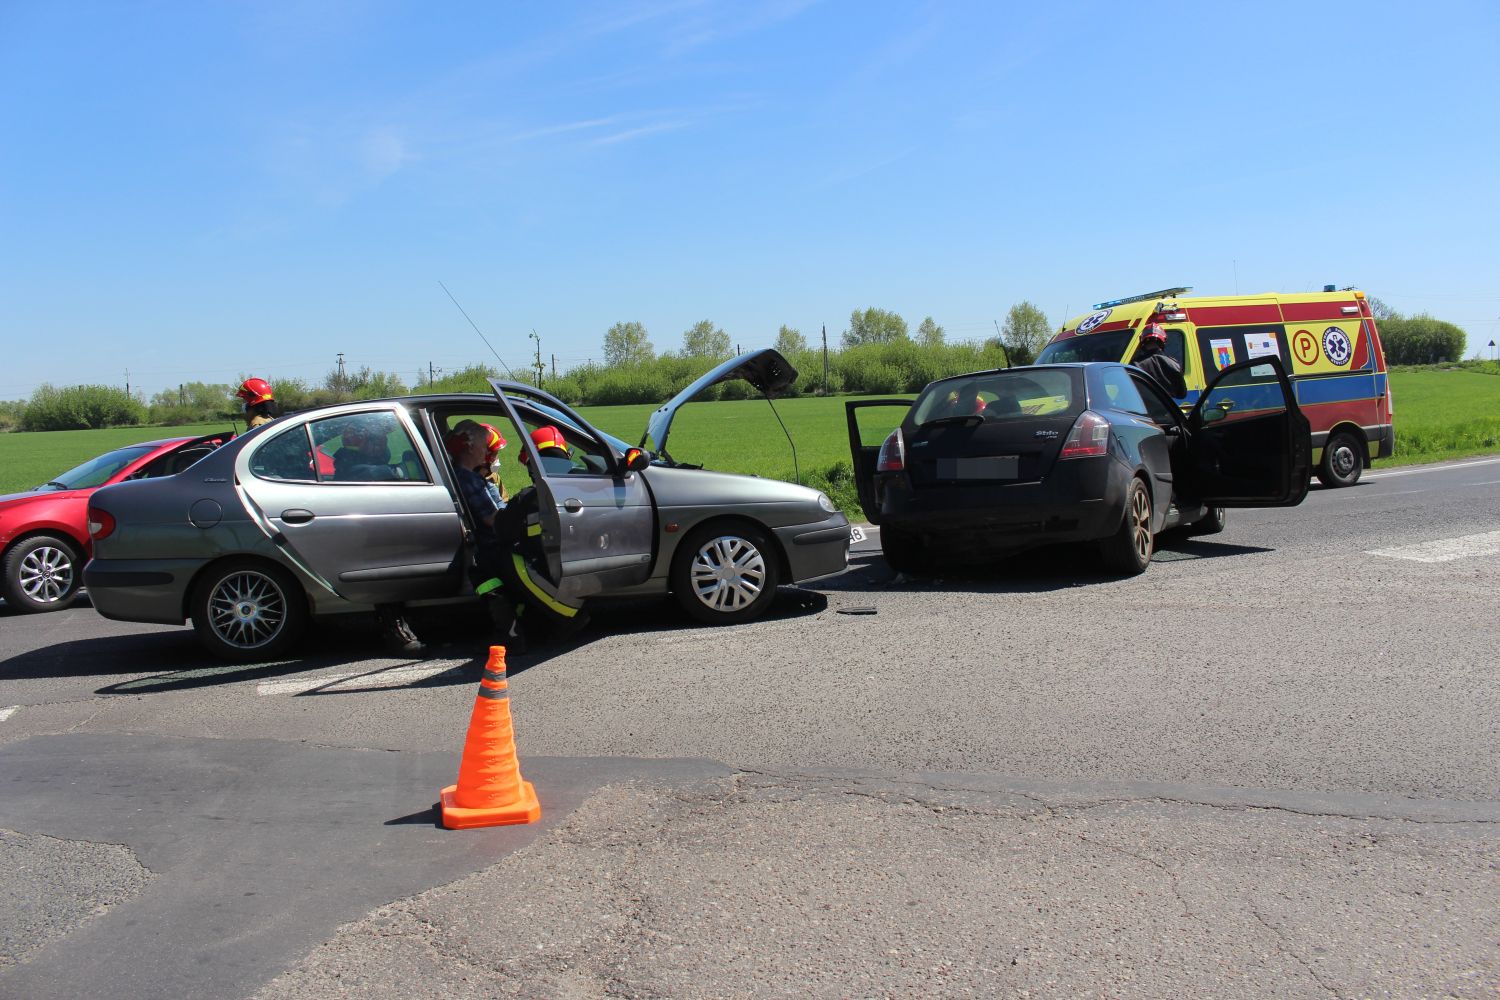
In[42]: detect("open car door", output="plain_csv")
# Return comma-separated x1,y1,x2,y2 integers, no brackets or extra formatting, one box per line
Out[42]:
489,380,654,600
844,399,914,524
1184,357,1311,507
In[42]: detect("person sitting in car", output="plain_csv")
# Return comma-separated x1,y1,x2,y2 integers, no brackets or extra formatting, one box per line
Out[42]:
444,422,527,652
332,417,398,481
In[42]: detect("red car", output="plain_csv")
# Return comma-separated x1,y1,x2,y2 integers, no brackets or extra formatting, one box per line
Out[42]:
0,432,231,613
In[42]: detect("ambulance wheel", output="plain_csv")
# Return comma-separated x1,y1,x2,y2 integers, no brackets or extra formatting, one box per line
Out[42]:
1185,506,1226,536
671,522,780,625
1317,432,1364,488
1100,478,1153,575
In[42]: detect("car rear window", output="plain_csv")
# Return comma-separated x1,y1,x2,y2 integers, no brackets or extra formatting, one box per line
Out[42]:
912,370,1080,425
1037,329,1132,364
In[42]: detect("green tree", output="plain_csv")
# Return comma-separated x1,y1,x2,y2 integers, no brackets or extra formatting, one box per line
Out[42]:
842,307,908,348
682,319,731,359
1001,301,1052,365
1378,314,1468,365
775,325,807,355
916,316,945,348
604,321,655,366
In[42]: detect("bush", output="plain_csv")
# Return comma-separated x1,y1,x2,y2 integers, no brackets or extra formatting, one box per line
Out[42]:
19,384,144,431
1379,314,1467,365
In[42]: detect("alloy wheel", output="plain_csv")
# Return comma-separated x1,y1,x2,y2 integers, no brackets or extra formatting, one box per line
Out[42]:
1129,487,1152,563
206,570,287,650
19,544,74,604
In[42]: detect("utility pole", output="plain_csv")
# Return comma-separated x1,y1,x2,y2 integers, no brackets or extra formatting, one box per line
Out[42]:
551,354,557,378
821,325,829,395
179,383,184,407
529,331,543,388
336,353,346,398
125,369,130,397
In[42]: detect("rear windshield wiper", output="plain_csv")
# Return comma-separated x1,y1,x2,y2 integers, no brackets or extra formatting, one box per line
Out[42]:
921,414,985,428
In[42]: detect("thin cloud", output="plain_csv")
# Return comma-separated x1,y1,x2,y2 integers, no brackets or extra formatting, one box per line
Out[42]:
590,121,687,145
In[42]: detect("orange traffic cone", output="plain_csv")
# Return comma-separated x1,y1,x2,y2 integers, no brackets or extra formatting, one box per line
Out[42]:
440,646,541,829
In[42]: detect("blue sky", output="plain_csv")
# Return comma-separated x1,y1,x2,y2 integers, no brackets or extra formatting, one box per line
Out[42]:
3,0,1498,399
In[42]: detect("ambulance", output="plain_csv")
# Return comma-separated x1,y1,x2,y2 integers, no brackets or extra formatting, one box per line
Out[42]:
1037,286,1393,487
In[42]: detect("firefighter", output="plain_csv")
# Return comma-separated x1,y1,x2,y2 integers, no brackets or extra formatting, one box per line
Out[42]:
445,423,527,652
497,425,589,639
236,377,282,428
518,424,576,476
1131,324,1188,399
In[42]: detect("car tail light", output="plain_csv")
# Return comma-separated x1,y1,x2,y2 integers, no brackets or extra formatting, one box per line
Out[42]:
1059,410,1111,460
876,429,905,472
88,507,115,541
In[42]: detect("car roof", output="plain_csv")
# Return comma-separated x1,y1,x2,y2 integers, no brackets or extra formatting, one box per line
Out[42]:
925,362,1109,386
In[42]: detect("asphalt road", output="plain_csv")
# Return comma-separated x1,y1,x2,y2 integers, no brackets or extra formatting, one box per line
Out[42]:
1,456,1497,998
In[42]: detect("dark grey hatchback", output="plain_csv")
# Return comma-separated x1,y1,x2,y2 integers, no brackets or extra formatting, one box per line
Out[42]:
846,358,1311,575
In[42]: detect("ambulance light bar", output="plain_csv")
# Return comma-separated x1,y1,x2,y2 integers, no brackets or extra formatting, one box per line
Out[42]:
1092,286,1193,310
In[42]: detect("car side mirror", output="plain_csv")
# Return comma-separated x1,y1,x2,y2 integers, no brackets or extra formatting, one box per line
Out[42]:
623,448,651,472
1203,406,1228,424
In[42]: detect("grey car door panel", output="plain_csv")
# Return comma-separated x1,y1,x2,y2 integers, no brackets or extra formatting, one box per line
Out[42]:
238,411,465,605
489,381,654,599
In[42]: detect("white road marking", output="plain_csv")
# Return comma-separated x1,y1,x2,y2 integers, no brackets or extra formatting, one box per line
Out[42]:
0,706,17,722
1366,530,1500,564
256,663,465,696
1365,457,1500,481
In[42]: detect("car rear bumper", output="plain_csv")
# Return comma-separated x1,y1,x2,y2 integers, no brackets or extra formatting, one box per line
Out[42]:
84,558,202,625
876,457,1128,554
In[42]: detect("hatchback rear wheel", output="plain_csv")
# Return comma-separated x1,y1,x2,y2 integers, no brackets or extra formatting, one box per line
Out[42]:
1100,479,1153,575
2,535,83,613
191,560,307,661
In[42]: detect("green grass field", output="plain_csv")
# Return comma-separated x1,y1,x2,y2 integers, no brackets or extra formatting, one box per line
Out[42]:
1,370,1493,513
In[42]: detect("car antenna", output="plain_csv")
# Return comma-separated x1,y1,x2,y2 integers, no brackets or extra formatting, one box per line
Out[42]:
991,320,1013,369
760,391,800,485
439,280,520,380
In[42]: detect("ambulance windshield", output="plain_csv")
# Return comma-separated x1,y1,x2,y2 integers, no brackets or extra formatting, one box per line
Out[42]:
1035,329,1133,365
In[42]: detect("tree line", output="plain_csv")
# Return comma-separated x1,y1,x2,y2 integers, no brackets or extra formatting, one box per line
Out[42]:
2,298,1477,432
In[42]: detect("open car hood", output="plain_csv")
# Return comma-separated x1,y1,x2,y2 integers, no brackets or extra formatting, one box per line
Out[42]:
640,348,798,459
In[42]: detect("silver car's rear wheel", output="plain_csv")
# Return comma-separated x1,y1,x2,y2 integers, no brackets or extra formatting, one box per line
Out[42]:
192,560,307,661
670,522,780,625
2,535,83,613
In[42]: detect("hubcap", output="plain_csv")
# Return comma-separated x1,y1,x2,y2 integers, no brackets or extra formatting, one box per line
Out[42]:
207,571,286,649
690,535,767,613
1130,489,1152,562
1332,444,1357,477
19,545,74,603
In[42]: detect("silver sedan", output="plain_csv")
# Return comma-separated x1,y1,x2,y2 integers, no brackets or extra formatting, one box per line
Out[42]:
84,351,850,659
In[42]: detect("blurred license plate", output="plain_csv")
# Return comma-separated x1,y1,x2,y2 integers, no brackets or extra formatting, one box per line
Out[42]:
938,456,1019,479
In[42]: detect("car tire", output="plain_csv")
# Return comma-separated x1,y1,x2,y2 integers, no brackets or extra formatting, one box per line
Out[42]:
2,534,84,613
191,559,308,661
670,521,780,625
1316,431,1364,488
1100,478,1154,575
879,526,927,575
1184,506,1227,536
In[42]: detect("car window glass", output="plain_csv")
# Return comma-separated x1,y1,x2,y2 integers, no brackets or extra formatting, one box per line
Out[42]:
250,426,317,482
1130,374,1181,425
1199,363,1288,425
1165,328,1188,374
1098,367,1149,415
46,445,156,490
522,419,608,476
1036,329,1132,364
912,370,1079,425
312,412,429,483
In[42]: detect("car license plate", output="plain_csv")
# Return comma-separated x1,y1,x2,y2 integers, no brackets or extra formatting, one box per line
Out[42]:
938,456,1019,480
849,526,866,543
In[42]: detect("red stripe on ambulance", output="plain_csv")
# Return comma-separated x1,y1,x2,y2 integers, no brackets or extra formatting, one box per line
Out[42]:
1281,301,1359,322
1185,304,1282,326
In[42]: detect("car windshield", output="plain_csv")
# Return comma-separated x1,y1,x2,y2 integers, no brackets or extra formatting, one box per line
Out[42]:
912,370,1080,425
43,444,157,490
1036,329,1133,364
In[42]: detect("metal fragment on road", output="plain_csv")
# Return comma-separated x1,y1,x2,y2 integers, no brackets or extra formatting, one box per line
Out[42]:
837,606,878,615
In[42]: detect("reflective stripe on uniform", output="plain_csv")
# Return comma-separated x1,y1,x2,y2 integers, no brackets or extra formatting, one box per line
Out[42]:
526,523,542,537
511,553,579,618
475,577,503,596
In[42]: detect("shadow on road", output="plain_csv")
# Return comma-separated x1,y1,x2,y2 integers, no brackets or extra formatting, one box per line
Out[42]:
0,587,830,694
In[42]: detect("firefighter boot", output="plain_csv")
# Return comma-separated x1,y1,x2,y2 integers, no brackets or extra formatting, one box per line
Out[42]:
486,596,527,656
374,603,426,655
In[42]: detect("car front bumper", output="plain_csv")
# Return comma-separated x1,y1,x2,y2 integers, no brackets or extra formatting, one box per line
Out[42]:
772,511,851,582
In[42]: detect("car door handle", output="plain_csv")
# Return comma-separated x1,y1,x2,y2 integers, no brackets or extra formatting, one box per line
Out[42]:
562,498,583,513
281,508,316,525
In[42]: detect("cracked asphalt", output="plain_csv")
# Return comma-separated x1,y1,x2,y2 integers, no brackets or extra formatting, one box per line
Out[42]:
1,457,1498,998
